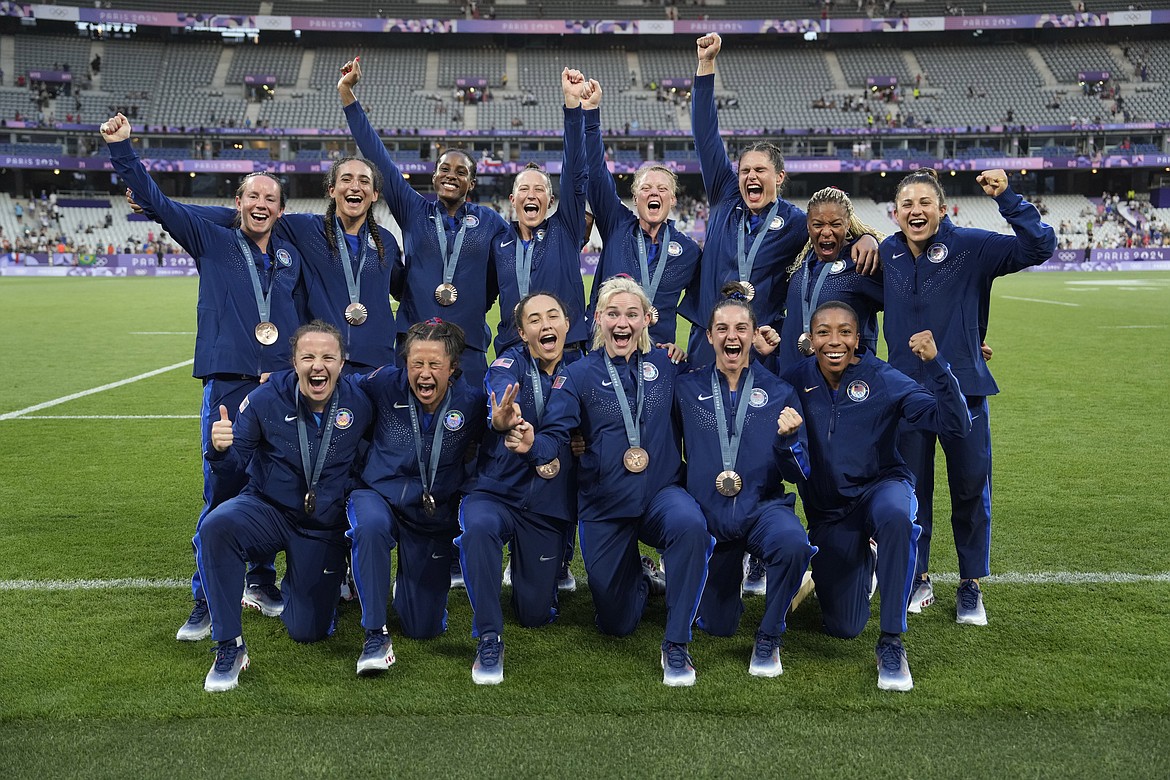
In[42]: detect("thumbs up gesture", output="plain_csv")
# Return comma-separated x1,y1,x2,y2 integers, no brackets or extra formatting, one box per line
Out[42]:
210,405,234,452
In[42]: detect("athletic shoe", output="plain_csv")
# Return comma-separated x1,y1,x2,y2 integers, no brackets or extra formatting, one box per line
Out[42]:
906,574,935,614
748,631,783,678
557,563,577,592
661,641,696,687
956,579,989,625
502,560,513,588
204,637,249,693
450,559,466,590
742,554,766,596
339,565,357,602
176,599,211,641
867,538,879,601
472,633,504,685
875,635,913,692
356,627,396,675
241,583,284,617
641,555,666,597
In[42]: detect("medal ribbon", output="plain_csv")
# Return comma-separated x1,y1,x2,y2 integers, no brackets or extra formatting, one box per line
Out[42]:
800,254,836,334
603,352,645,450
433,205,469,289
514,236,536,299
634,223,671,307
735,201,780,288
235,230,273,325
710,367,754,476
295,390,340,512
333,217,367,310
527,355,548,423
408,391,454,498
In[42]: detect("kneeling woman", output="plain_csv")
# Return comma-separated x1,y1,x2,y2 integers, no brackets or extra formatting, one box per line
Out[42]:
346,319,486,674
782,301,970,691
506,276,714,687
457,292,580,685
675,287,814,678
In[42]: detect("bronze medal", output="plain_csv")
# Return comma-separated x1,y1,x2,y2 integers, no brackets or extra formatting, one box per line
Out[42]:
255,321,279,345
304,490,316,515
740,281,756,302
435,283,458,306
797,332,814,357
344,302,368,325
623,446,650,473
422,492,436,517
535,457,561,479
715,470,743,497
648,305,660,326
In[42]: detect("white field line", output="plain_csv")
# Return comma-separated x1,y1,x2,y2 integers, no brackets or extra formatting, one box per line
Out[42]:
1000,295,1080,307
0,359,193,420
2,571,1169,592
10,415,199,420
130,331,196,335
1097,324,1167,329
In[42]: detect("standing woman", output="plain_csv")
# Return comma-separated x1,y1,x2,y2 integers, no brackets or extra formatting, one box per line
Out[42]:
345,319,487,674
581,79,701,347
489,70,592,358
882,168,1055,624
457,292,580,685
339,57,508,390
102,113,306,640
683,32,878,368
505,276,714,687
675,287,814,678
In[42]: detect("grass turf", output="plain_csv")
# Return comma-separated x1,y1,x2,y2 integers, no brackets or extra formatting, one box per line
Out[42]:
1,272,1168,777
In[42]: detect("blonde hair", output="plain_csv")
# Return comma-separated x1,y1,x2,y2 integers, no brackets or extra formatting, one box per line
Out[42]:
591,275,653,354
631,164,679,197
789,187,883,278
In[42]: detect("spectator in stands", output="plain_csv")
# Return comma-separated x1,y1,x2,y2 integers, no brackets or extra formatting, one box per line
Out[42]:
102,111,308,643
881,167,1056,627
581,77,701,347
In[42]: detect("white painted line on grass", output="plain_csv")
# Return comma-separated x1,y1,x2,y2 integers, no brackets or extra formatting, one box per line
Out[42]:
130,331,196,335
0,359,193,421
1097,324,1167,329
2,571,1168,592
11,415,199,420
1000,295,1080,307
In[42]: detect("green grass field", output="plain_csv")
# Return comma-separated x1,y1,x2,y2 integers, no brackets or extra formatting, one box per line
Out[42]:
2,273,1169,778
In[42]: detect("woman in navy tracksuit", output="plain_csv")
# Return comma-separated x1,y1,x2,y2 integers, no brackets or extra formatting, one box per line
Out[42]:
197,322,374,692
582,79,701,347
457,292,580,684
102,113,307,640
881,167,1055,624
505,276,714,687
675,290,813,678
783,301,971,691
345,320,486,675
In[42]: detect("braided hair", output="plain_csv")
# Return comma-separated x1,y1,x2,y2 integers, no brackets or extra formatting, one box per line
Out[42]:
788,186,883,279
323,156,388,267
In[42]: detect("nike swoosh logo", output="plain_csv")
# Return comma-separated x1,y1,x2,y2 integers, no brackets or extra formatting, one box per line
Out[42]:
540,554,555,562
970,414,981,422
893,252,906,258
394,401,409,409
431,553,444,559
804,386,818,393
500,240,514,248
602,380,613,387
323,569,336,575
285,414,297,422
698,393,714,401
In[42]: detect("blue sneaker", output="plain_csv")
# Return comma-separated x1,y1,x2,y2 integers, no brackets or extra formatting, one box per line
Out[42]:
356,627,396,675
472,634,504,685
748,632,783,678
907,574,935,614
875,636,913,692
956,579,988,625
557,563,577,592
204,637,249,692
660,641,696,687
742,554,766,596
642,556,666,597
241,584,284,617
176,599,211,641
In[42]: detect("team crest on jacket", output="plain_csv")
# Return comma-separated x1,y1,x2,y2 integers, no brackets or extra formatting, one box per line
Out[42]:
463,214,479,228
748,388,769,408
829,260,847,274
846,380,870,402
238,396,250,413
927,243,949,263
444,410,465,431
642,361,659,381
768,216,785,231
552,376,567,389
535,229,546,242
667,241,683,257
276,248,292,267
334,408,354,429
367,233,378,249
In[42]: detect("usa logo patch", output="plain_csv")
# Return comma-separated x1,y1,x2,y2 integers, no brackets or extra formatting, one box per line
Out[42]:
276,248,292,266
847,380,870,402
829,260,847,274
768,216,785,231
491,357,514,369
552,376,567,389
642,362,659,381
667,241,683,257
748,388,769,408
927,243,949,263
463,214,480,228
334,408,354,429
444,410,466,431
